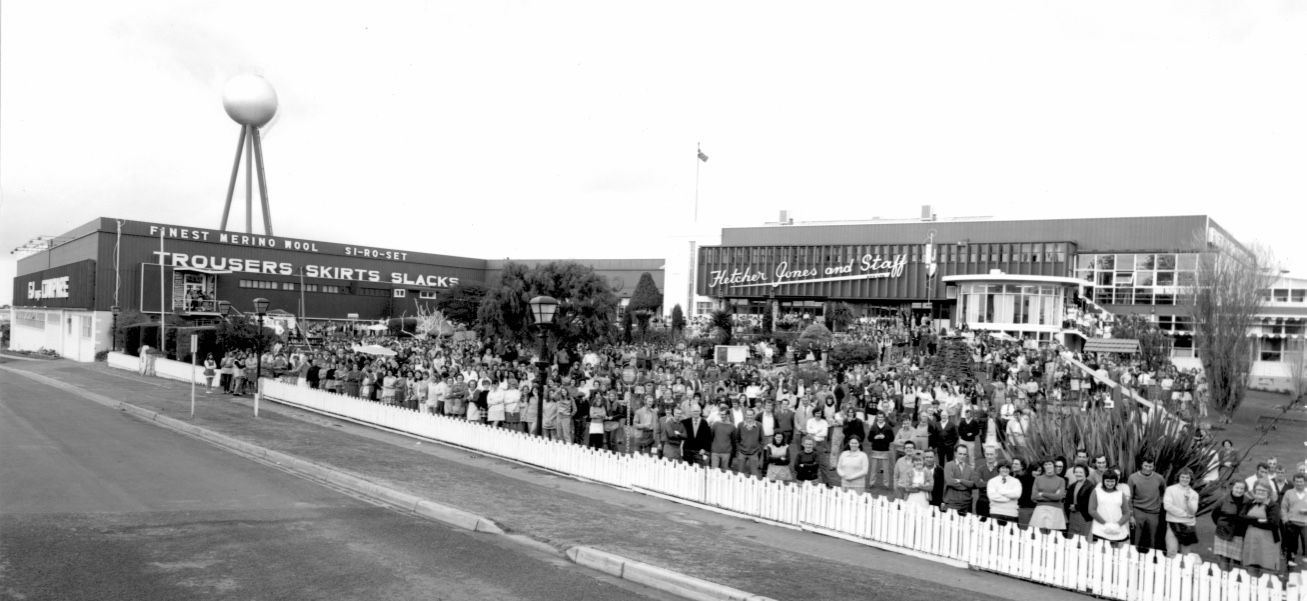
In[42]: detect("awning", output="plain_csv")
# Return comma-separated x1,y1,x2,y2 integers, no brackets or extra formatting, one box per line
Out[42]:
1083,338,1141,354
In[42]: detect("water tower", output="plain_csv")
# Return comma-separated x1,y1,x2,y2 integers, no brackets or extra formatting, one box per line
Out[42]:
219,74,278,235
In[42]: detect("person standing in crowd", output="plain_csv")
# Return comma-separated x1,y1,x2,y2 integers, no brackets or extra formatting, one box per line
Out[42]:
903,454,932,507
1065,464,1095,539
734,408,765,476
709,405,737,470
1129,458,1167,554
1282,472,1307,568
866,413,895,490
1218,439,1240,482
986,461,1022,525
925,452,946,507
1012,458,1036,527
202,354,217,393
659,406,686,460
1030,458,1067,532
974,448,1000,518
836,437,870,491
682,405,713,466
894,441,920,500
792,437,823,486
1245,462,1279,504
634,396,657,454
943,444,977,515
1240,483,1283,578
1163,467,1199,557
775,398,795,444
219,353,235,393
1089,470,1132,546
958,409,984,461
764,432,792,482
554,389,575,443
1212,480,1249,571
586,393,608,449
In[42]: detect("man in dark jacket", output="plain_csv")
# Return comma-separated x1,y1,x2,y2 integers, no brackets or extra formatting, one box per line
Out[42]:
681,405,713,466
866,413,896,489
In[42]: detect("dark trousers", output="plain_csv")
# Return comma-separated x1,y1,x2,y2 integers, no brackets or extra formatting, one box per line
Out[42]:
1285,522,1306,559
1132,510,1163,552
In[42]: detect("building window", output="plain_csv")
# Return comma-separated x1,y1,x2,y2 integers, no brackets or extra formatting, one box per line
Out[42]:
1293,290,1305,303
359,287,391,297
82,315,92,338
418,290,439,299
1273,289,1290,302
393,289,407,298
322,285,342,294
281,282,296,291
239,279,279,290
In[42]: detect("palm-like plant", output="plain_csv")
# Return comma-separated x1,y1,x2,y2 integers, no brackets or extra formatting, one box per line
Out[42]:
709,309,734,345
1016,406,1227,515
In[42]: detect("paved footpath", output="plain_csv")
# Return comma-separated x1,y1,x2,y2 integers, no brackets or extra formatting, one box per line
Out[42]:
2,358,1088,601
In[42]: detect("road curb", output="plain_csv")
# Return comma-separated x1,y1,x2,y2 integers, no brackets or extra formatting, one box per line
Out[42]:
1,365,505,537
565,546,777,601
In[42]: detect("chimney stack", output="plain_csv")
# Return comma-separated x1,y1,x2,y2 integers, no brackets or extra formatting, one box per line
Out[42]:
921,205,936,221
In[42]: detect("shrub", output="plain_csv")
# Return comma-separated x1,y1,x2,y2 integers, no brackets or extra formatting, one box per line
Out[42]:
1018,407,1226,515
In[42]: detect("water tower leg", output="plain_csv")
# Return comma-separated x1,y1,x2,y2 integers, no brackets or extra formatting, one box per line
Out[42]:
252,127,273,237
245,125,254,234
219,126,248,231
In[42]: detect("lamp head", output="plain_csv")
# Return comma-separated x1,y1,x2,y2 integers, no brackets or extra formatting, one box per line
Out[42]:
253,297,270,316
528,295,559,326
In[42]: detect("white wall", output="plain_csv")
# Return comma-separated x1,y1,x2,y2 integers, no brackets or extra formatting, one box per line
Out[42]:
6,307,111,362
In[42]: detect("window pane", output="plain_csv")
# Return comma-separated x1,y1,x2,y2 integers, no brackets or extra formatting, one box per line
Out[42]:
1097,255,1115,269
1156,272,1175,286
1157,254,1176,270
1137,271,1155,287
1177,272,1195,287
1097,272,1114,286
1116,254,1135,269
1137,254,1155,270
1176,254,1196,270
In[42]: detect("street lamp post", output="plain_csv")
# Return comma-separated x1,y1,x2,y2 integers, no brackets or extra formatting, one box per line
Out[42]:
528,295,559,438
253,297,270,416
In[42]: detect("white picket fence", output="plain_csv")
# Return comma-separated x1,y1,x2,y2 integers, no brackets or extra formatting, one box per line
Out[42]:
97,354,1298,601
249,380,1306,601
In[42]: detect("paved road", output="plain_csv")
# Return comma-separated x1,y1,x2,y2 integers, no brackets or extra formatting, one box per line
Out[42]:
2,359,1090,601
0,372,674,601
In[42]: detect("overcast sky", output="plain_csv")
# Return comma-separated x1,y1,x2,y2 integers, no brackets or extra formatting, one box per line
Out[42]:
3,0,1306,306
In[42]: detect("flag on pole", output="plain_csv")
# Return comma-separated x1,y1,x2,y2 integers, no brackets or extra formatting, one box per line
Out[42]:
697,148,709,162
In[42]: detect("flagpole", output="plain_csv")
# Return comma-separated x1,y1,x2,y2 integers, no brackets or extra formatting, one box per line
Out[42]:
694,142,701,224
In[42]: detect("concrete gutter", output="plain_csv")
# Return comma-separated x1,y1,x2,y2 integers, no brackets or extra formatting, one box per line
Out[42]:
566,546,777,601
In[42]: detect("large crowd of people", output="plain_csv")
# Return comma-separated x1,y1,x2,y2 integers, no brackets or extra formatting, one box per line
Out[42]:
203,315,1306,578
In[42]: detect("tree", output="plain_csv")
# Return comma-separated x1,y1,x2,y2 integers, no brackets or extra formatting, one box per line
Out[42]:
709,309,734,345
1287,339,1306,402
436,282,487,326
827,302,856,332
477,261,620,355
1189,244,1276,423
621,308,634,343
670,304,685,338
214,314,279,356
628,272,663,314
1110,313,1171,372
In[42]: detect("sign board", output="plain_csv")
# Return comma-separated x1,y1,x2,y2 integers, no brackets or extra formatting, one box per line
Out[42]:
347,313,359,319
12,260,96,309
714,345,749,364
